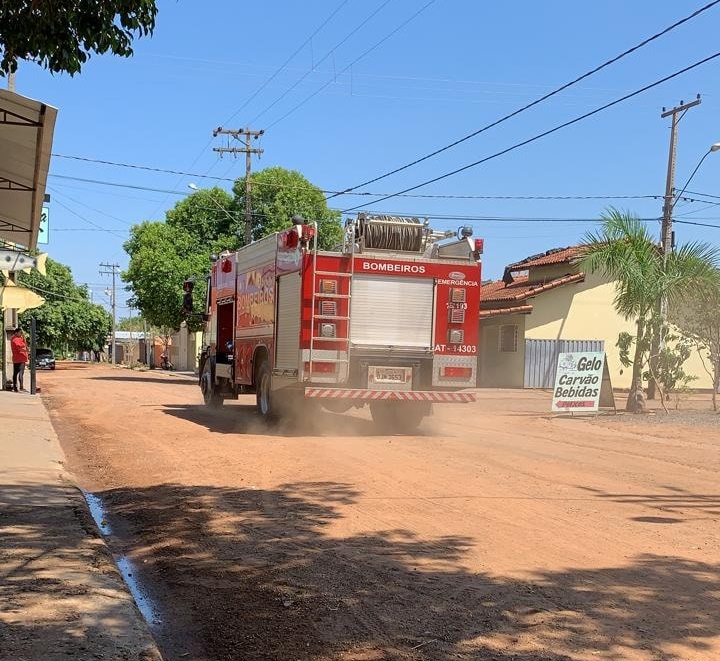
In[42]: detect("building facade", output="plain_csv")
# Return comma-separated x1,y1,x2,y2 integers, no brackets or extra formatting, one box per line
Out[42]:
479,246,713,390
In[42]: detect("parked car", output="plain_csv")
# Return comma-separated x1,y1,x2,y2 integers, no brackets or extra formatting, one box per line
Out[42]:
35,348,56,370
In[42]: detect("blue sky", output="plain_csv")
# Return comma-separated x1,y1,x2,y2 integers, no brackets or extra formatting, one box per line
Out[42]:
12,0,720,317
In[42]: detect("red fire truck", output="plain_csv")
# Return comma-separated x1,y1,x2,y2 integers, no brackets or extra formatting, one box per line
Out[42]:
197,214,482,431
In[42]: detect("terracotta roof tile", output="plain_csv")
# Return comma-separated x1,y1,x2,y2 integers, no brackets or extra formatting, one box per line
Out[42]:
508,245,582,271
481,272,585,305
480,304,533,318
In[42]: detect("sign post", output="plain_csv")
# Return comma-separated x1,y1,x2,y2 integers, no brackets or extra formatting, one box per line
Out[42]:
551,351,615,414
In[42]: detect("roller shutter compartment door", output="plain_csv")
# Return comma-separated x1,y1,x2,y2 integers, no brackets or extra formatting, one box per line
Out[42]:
350,275,434,348
275,273,301,369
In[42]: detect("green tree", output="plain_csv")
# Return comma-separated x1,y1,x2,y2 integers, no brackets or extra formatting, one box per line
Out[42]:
123,221,209,331
674,281,720,411
124,167,341,329
580,208,719,412
14,258,111,354
0,0,157,75
232,167,342,248
166,187,238,248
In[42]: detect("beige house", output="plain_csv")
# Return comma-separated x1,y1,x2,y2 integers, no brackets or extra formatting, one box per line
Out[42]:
479,246,712,390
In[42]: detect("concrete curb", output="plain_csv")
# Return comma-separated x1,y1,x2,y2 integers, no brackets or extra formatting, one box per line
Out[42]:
0,391,163,660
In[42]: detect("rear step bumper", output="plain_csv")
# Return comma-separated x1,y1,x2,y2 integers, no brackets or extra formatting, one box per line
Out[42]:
304,388,475,402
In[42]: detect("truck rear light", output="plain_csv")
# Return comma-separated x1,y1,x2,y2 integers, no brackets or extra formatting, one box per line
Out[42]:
448,329,464,344
285,230,300,248
450,288,466,303
320,323,337,338
304,362,336,373
449,309,466,323
442,366,473,378
301,225,316,243
319,279,337,294
320,300,337,316
474,238,484,254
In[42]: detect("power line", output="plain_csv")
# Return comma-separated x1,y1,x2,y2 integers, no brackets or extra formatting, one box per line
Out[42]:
329,0,720,199
685,189,720,200
250,0,396,126
167,0,352,208
52,154,237,182
50,173,187,196
342,50,720,213
674,195,720,209
49,168,664,201
18,281,93,304
675,218,720,228
356,211,661,223
49,188,134,225
52,198,128,239
263,0,440,130
222,0,351,126
53,228,131,233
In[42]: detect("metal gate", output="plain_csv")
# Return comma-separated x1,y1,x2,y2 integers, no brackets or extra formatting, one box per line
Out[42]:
524,339,604,388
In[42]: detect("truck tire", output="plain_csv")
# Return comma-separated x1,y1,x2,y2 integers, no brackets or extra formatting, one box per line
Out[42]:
370,401,427,434
255,360,275,420
200,359,223,409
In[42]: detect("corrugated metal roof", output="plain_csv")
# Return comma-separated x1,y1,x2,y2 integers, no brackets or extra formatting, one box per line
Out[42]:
0,90,57,248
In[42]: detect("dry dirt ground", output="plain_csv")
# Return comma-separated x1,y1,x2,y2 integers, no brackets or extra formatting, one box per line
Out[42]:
38,363,719,661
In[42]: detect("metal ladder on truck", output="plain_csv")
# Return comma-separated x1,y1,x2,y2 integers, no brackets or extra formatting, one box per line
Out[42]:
308,222,355,383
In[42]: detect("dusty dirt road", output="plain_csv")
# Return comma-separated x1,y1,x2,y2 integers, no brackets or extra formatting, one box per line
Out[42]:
40,364,719,661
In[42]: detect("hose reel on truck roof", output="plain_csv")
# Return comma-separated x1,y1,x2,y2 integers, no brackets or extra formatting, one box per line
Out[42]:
349,213,430,253
343,213,480,259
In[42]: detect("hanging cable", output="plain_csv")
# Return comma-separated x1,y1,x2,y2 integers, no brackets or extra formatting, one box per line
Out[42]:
341,50,720,212
262,0,439,130
223,0,351,126
329,0,720,199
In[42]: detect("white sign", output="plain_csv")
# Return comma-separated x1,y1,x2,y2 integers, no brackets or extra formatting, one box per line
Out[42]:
551,351,605,412
38,206,49,245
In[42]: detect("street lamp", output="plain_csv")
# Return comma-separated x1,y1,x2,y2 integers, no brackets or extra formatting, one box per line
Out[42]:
187,183,242,241
672,142,720,210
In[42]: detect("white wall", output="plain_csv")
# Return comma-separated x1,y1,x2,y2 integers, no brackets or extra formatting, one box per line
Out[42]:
479,314,526,388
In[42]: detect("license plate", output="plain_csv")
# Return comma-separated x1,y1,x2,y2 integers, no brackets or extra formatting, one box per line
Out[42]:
369,366,412,386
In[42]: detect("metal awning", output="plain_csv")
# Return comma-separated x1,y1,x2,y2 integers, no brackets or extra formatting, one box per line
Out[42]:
0,90,57,249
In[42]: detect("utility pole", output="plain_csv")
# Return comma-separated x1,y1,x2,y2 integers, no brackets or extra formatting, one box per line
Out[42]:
660,95,701,256
649,95,702,400
212,127,264,246
99,263,120,364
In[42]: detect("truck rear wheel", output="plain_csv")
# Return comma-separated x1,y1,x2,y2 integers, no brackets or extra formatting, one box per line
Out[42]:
255,360,275,420
370,401,427,434
200,360,223,409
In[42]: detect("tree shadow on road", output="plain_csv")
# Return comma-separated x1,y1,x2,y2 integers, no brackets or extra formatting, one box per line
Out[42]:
95,481,720,661
0,482,160,660
578,484,720,521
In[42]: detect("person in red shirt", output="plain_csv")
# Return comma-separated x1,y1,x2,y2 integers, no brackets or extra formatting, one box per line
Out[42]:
10,327,29,392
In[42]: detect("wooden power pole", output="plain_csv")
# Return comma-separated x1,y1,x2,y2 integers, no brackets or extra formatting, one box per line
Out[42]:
213,127,264,246
99,262,120,365
648,95,701,400
660,95,701,256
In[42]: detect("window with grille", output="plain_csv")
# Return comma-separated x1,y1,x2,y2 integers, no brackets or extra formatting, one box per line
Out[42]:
499,324,518,353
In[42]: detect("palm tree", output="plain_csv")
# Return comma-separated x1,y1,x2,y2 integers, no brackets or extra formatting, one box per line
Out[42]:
580,208,719,412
